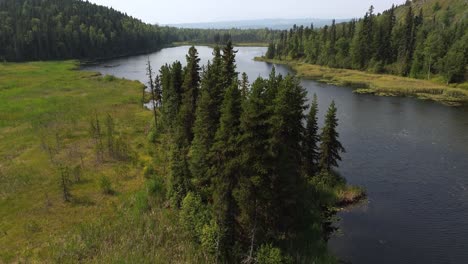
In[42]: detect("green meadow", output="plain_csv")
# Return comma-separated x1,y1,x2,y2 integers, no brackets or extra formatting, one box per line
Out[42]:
0,61,154,261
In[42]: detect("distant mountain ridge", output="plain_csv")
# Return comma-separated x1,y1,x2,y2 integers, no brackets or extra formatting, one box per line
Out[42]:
168,18,351,30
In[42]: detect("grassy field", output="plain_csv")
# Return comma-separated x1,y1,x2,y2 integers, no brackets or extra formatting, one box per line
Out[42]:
255,57,468,106
0,61,161,262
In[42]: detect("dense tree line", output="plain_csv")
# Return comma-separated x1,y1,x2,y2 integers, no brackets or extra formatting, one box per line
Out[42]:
0,0,178,61
0,0,280,61
266,0,467,84
174,28,280,44
149,43,346,262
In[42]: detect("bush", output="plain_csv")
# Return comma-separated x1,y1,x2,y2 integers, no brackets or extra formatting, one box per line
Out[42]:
133,190,149,213
99,176,114,195
200,220,221,255
146,177,165,199
143,165,155,179
103,75,116,82
256,244,287,264
179,192,211,242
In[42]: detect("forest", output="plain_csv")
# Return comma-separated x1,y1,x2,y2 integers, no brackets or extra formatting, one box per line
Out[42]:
140,42,352,262
265,0,467,84
0,0,279,61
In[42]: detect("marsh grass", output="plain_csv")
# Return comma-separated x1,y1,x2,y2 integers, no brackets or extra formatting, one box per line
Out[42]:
255,57,468,106
0,61,152,261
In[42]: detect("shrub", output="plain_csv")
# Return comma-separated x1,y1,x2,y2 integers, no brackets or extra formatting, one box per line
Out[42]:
200,220,221,255
143,165,155,179
133,190,149,213
100,176,114,195
256,244,286,264
103,75,116,82
179,192,211,242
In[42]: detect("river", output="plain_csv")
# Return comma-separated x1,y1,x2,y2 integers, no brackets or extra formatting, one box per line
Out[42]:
83,46,468,264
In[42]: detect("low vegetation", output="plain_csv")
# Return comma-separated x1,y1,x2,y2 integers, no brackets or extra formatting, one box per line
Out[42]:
0,61,153,261
255,57,468,106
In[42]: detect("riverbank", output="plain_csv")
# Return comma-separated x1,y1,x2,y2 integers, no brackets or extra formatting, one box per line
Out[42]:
255,57,468,106
172,41,269,48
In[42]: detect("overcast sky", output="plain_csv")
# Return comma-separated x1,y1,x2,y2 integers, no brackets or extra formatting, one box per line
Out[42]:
87,0,407,24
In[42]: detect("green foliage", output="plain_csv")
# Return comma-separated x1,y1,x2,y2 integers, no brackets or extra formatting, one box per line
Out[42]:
157,46,351,263
0,0,173,61
143,165,156,179
180,192,211,242
266,0,468,83
319,101,345,172
99,176,114,195
256,244,288,264
304,94,320,177
103,75,116,82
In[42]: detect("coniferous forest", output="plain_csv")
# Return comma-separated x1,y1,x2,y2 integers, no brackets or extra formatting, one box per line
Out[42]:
145,42,348,262
0,0,172,60
265,0,467,84
0,0,279,61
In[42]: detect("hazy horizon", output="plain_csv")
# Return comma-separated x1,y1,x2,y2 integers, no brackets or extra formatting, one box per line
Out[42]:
87,0,408,24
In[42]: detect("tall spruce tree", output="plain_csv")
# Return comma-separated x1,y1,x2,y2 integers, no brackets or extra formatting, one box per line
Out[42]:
268,75,307,239
210,82,242,261
235,77,273,258
178,46,201,143
190,47,224,199
169,47,201,206
222,41,238,88
304,94,320,177
160,61,183,131
240,72,250,99
319,101,345,172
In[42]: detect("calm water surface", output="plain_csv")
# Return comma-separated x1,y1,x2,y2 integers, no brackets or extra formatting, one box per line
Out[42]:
84,46,468,264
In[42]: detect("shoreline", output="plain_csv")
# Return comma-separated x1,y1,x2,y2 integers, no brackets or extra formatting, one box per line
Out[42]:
171,41,269,48
254,57,468,106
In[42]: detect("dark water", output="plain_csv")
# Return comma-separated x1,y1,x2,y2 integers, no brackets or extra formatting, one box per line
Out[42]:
83,46,468,264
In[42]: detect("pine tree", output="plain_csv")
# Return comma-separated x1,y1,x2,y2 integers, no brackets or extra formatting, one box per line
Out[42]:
319,101,345,172
160,61,183,131
268,75,307,239
178,46,201,143
222,41,238,88
190,47,224,199
240,72,250,99
210,82,242,261
303,94,320,177
169,47,201,206
235,77,272,257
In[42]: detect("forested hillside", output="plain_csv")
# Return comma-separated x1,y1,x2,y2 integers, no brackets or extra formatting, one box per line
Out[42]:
0,0,178,61
265,0,467,84
0,0,280,61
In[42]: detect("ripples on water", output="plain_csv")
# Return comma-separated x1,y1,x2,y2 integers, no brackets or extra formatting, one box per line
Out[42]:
83,46,468,264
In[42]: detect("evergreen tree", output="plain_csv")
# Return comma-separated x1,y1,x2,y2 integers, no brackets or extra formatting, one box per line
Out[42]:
222,41,238,88
235,77,273,257
303,94,320,177
169,47,201,206
190,47,224,199
210,83,242,261
268,75,307,239
319,101,345,172
160,61,183,131
240,72,250,99
178,46,201,143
